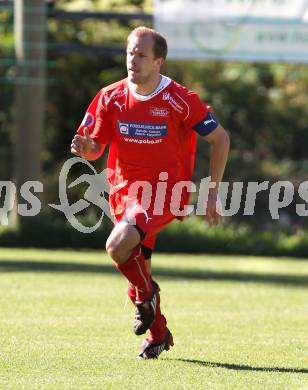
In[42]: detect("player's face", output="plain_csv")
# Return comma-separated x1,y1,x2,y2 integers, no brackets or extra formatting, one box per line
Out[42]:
126,35,163,85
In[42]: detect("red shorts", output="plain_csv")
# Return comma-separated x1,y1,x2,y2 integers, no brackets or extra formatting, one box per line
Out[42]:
114,197,175,252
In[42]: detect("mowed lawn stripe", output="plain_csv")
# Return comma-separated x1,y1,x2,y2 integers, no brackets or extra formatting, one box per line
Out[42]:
0,249,307,389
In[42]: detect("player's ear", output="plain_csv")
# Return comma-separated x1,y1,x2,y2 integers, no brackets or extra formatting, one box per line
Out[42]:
156,57,164,67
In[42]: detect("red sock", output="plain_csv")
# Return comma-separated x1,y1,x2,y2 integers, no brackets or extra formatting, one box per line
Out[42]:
127,291,167,343
127,282,136,304
128,277,167,342
148,291,167,342
116,246,152,302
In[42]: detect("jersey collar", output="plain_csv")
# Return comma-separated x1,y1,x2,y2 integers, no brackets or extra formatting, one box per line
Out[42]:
128,75,171,101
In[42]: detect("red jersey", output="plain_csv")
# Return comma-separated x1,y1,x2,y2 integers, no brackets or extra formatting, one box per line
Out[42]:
77,76,219,215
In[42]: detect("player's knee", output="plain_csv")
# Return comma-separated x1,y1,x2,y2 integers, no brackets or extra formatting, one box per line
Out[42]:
105,239,119,261
106,222,141,260
105,237,127,263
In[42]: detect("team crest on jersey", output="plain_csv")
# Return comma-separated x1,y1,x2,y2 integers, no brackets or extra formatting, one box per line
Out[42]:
150,107,170,117
162,92,170,101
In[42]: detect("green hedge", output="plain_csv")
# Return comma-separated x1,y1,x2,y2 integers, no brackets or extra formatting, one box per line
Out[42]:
156,218,308,258
0,216,112,250
0,215,308,258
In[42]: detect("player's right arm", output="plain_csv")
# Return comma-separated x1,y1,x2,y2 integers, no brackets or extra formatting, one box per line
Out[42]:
71,127,106,161
71,88,111,161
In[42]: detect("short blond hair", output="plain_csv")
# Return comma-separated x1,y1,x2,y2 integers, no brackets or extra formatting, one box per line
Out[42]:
127,26,168,60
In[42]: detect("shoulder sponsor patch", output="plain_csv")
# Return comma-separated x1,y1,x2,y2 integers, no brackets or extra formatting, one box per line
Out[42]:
81,112,95,127
117,121,167,138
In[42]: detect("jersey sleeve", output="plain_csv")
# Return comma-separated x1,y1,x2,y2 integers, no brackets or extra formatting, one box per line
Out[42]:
184,91,219,136
76,89,111,145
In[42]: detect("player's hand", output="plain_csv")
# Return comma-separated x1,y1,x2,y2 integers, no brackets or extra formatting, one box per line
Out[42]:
204,190,224,226
71,127,95,157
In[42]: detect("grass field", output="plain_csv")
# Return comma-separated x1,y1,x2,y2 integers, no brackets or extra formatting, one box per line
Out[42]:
0,248,307,389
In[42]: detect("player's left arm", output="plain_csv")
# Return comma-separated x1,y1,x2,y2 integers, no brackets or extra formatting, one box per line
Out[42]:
203,124,230,225
182,89,230,225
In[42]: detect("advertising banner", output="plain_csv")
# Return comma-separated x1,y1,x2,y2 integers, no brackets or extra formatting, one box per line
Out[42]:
154,0,308,63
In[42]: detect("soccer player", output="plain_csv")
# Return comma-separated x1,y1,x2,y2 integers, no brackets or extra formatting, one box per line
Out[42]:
71,26,230,359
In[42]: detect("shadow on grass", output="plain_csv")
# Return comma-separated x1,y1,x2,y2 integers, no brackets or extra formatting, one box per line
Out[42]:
0,259,307,287
0,260,116,274
171,359,308,374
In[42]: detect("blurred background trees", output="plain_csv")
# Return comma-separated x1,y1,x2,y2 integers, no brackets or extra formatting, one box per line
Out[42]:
1,0,307,253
